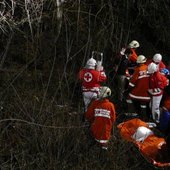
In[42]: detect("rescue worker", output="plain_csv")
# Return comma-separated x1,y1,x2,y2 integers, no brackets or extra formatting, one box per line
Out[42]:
114,48,133,104
128,40,140,75
119,40,140,75
146,53,166,71
85,86,116,150
79,57,107,112
147,62,169,123
127,55,150,120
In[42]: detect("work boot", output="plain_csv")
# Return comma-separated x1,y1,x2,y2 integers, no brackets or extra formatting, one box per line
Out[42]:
140,106,148,121
126,101,136,113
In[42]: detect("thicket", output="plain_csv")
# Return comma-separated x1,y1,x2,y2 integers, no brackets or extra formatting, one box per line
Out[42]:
0,0,170,169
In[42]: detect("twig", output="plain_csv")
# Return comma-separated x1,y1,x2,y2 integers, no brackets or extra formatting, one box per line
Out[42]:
0,118,89,129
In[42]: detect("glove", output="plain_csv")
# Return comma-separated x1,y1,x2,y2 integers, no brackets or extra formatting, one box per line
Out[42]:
97,61,102,66
120,47,126,55
96,65,103,71
147,122,157,128
96,61,103,71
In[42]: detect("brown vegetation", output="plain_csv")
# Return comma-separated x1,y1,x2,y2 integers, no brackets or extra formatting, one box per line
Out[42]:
0,0,170,169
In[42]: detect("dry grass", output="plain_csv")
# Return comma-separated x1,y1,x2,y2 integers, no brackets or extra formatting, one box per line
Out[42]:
0,1,169,169
0,70,157,169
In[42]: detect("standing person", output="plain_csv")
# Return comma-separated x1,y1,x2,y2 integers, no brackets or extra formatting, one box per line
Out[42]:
79,57,107,112
119,40,140,75
127,40,140,75
85,86,116,150
127,55,150,120
146,53,166,71
147,62,169,123
114,48,132,104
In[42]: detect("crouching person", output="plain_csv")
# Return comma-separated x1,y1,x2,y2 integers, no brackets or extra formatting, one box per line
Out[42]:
85,86,116,150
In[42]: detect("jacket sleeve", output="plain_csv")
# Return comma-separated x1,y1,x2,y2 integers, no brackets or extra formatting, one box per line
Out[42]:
99,70,107,82
129,49,137,62
129,68,139,87
110,103,116,123
161,75,169,89
159,61,166,70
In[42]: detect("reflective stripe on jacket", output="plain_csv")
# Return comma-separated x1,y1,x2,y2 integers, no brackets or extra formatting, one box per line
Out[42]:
85,99,116,142
148,71,168,96
129,64,151,101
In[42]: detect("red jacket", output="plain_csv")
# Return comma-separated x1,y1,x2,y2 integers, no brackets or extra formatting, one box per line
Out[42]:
85,99,116,143
128,48,138,75
129,48,138,62
146,59,166,71
129,64,151,102
79,68,107,92
148,71,169,96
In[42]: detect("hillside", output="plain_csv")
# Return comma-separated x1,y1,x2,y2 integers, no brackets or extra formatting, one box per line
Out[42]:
0,0,170,169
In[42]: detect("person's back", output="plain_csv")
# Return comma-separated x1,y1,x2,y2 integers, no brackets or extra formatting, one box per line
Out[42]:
129,56,150,102
148,71,168,96
114,48,132,103
127,55,150,120
79,68,106,90
78,57,107,111
85,86,116,150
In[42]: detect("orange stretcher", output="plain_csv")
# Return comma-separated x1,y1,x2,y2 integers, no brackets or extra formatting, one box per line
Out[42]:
117,118,170,168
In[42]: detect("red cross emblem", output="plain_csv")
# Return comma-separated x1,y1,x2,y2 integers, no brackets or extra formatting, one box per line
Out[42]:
84,72,92,82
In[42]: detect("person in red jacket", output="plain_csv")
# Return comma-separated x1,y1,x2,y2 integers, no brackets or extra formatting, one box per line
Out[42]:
146,53,166,71
119,40,140,75
127,55,150,120
79,57,107,111
147,62,169,123
85,86,116,150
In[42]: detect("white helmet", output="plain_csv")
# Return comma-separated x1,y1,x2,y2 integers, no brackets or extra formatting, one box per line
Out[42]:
153,53,162,63
98,86,111,98
147,62,158,74
136,55,147,64
86,57,96,69
132,126,153,142
128,40,140,48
